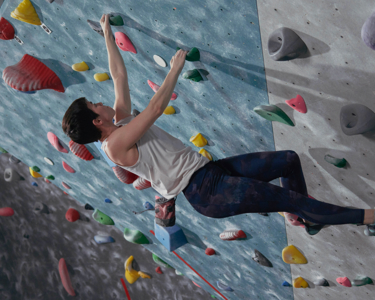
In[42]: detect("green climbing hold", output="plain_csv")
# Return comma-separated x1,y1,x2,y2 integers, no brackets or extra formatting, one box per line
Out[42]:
176,47,200,61
123,228,150,244
211,295,217,299
32,166,40,172
182,69,203,82
109,15,124,26
175,270,184,276
0,147,8,153
351,276,373,286
46,175,55,180
324,155,347,168
92,209,114,225
253,105,295,126
152,253,173,268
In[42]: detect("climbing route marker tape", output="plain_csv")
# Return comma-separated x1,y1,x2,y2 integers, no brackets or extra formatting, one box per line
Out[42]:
14,35,23,45
40,23,52,34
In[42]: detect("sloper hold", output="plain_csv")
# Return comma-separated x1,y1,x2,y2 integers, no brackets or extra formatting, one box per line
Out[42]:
10,0,42,26
324,155,347,168
58,258,75,296
115,32,137,53
112,166,139,184
361,12,375,50
282,245,307,264
314,278,329,286
147,80,177,100
252,249,273,267
351,276,373,286
336,277,351,287
87,19,104,37
3,54,65,93
152,253,173,268
29,167,42,178
72,61,89,72
190,133,208,147
176,47,200,61
92,209,114,225
0,17,15,40
94,235,115,244
163,106,175,115
65,208,80,222
340,104,375,136
69,141,94,161
94,73,110,82
285,95,307,114
217,281,234,292
268,27,307,61
0,207,15,217
253,105,295,126
123,228,150,244
293,277,309,288
182,69,203,82
47,132,68,153
62,161,75,173
62,182,71,189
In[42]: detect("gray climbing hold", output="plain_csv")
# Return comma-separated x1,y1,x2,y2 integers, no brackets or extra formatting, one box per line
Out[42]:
4,168,23,182
364,225,375,236
132,109,140,117
361,12,375,50
340,104,375,136
9,156,20,164
351,276,373,286
252,249,273,267
314,278,329,286
87,20,105,37
324,155,347,168
268,27,307,61
33,202,49,214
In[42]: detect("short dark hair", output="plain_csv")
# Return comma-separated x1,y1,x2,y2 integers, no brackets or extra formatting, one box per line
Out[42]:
62,97,102,144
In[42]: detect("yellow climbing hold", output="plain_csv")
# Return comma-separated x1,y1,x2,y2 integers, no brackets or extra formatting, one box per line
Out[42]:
138,271,150,279
282,245,307,264
190,133,207,147
72,62,89,72
125,256,140,284
29,167,42,178
94,73,110,82
199,149,212,161
10,0,42,26
293,277,309,288
278,212,285,217
163,106,176,115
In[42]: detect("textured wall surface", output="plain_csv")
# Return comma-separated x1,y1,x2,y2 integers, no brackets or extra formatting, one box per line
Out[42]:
0,1,292,300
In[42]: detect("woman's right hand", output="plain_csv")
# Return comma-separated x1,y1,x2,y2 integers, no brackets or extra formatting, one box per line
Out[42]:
170,50,187,74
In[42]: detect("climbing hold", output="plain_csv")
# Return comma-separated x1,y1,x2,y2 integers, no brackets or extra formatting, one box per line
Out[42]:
4,168,23,182
94,235,115,244
92,209,114,225
285,95,307,114
268,27,307,61
9,156,20,164
152,253,173,268
0,147,8,153
33,202,49,214
361,12,375,50
48,132,68,153
124,256,141,284
63,192,69,195
45,178,51,183
112,166,139,184
351,276,373,286
199,149,212,160
336,277,351,287
85,204,94,210
69,140,94,161
0,17,15,40
62,182,71,190
282,281,291,287
58,258,75,296
284,212,305,228
46,175,55,180
29,167,43,178
31,166,40,172
44,157,54,165
62,161,75,173
252,249,273,267
314,278,329,286
3,54,65,93
153,55,167,67
219,229,246,241
190,133,208,147
0,207,15,217
175,270,183,276
364,225,375,236
138,271,150,279
282,245,307,264
217,281,233,292
87,19,104,37
163,106,176,115
109,15,124,26
104,198,112,203
176,47,200,62
278,212,285,217
340,104,375,136
293,277,309,288
182,69,204,82
324,155,347,168
72,61,89,72
155,266,163,274
65,208,80,222
147,80,177,100
32,182,38,187
192,281,202,288
10,0,42,26
205,248,216,256
154,221,188,251
253,105,294,126
132,109,141,117
94,73,110,82
143,202,154,210
133,177,152,190
115,32,137,53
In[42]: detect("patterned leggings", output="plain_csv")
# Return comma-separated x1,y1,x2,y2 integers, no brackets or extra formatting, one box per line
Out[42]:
182,151,364,225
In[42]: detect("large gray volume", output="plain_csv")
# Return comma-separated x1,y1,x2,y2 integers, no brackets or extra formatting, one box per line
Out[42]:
340,104,375,136
361,12,375,50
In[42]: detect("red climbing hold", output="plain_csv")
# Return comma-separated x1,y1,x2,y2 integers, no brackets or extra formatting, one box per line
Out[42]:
0,17,15,40
205,248,216,256
219,229,246,241
2,54,65,93
115,32,137,54
155,266,163,274
63,191,68,195
0,207,15,217
48,132,68,153
58,258,76,296
112,166,139,184
62,182,71,190
336,277,351,287
62,161,75,173
68,140,94,161
147,80,177,100
285,95,307,114
65,208,80,222
192,281,202,288
133,177,152,190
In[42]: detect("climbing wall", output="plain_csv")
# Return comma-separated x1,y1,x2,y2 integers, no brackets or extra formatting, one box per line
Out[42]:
257,0,375,299
0,0,293,299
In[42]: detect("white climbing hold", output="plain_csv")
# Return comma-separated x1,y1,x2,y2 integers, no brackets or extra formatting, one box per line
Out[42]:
153,55,167,67
44,157,54,165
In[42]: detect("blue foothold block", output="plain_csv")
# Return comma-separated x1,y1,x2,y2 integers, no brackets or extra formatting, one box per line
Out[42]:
94,235,115,244
282,281,291,286
32,182,38,186
154,220,188,252
105,198,112,203
143,201,154,210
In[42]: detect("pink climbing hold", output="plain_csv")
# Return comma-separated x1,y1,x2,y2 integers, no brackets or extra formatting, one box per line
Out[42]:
63,191,69,195
336,277,351,287
62,182,71,189
133,177,151,190
285,95,307,114
62,161,75,173
219,229,247,241
205,248,216,256
58,258,76,296
147,80,177,100
0,17,15,40
65,208,80,222
44,178,51,183
68,140,94,161
284,212,305,228
48,132,68,153
155,266,163,274
0,207,15,217
192,281,201,288
115,32,137,54
2,54,65,93
112,166,138,184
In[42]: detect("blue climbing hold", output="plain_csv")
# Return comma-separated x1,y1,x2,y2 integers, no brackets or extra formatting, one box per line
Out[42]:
94,235,115,244
105,198,112,203
282,281,291,286
143,201,154,210
32,182,38,186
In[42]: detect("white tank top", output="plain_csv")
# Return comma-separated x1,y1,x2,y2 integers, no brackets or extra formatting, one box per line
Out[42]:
101,115,210,199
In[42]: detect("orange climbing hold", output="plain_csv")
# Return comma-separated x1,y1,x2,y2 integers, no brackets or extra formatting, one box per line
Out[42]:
0,17,15,40
115,32,137,53
285,95,307,114
282,245,307,264
293,277,309,288
10,0,42,26
48,132,68,153
68,140,94,161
